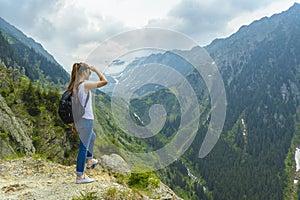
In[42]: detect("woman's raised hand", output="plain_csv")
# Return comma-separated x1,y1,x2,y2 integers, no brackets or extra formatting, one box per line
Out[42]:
89,66,97,72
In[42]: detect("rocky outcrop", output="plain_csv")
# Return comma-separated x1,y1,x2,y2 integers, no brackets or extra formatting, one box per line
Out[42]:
100,153,131,174
0,95,35,158
0,157,183,200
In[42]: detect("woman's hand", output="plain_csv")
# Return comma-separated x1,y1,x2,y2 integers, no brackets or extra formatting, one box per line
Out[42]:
89,66,97,72
85,65,108,89
72,123,77,133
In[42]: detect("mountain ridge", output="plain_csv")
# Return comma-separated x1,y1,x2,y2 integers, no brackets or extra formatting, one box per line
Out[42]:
207,2,300,52
0,17,59,66
0,17,69,84
123,3,300,199
85,3,300,198
1,2,300,200
193,2,300,199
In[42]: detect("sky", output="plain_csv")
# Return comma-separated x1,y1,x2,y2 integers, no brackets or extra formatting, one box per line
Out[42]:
0,0,299,72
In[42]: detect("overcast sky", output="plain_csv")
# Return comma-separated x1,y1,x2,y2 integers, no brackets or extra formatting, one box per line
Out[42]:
0,0,299,72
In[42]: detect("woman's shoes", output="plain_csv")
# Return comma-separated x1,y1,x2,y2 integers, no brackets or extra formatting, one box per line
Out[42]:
86,158,98,169
75,159,98,183
76,175,94,184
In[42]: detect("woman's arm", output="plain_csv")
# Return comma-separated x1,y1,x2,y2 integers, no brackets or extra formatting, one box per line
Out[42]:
84,66,108,92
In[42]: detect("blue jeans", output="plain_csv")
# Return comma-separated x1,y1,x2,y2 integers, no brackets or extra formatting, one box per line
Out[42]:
75,118,96,175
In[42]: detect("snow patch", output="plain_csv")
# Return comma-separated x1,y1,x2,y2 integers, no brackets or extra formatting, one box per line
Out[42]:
133,112,144,125
187,168,207,192
295,148,300,172
241,118,247,136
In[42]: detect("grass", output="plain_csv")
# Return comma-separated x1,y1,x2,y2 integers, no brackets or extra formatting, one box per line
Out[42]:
104,187,141,200
72,192,99,200
1,152,25,161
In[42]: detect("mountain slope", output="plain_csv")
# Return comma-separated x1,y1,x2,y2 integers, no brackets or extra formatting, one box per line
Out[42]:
0,17,69,84
195,3,300,199
108,3,300,199
0,63,79,164
0,20,185,200
1,3,300,200
0,17,59,67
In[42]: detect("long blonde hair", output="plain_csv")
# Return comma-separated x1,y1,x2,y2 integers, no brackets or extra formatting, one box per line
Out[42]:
67,63,80,91
67,62,89,91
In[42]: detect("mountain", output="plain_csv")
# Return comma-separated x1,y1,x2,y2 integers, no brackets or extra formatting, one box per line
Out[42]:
0,63,76,164
0,17,69,84
0,63,184,198
0,17,58,65
103,50,195,95
0,18,73,163
1,3,300,200
0,17,184,200
185,3,300,199
98,3,300,200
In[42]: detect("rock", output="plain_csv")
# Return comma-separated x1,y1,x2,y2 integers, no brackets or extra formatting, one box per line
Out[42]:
0,138,15,158
0,95,35,157
0,157,183,200
2,184,28,194
100,153,131,174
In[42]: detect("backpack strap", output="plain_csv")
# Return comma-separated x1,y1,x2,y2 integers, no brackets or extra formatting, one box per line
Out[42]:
76,81,84,89
76,81,90,108
84,91,90,108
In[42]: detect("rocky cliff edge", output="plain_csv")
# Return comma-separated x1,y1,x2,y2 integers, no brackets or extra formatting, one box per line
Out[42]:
0,155,182,200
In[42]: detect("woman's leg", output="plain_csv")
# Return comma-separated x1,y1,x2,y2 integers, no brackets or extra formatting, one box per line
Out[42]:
86,130,96,159
76,140,88,175
76,119,94,176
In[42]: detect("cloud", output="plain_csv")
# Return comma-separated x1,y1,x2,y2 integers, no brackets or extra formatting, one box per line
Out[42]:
146,0,283,45
0,0,296,71
0,0,129,70
0,0,58,31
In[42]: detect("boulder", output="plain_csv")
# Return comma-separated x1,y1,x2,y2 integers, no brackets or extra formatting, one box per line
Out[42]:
100,153,131,174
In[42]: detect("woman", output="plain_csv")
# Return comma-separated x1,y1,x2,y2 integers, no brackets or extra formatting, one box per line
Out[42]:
68,62,107,184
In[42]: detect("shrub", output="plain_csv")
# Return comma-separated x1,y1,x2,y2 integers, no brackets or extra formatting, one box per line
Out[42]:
128,172,160,189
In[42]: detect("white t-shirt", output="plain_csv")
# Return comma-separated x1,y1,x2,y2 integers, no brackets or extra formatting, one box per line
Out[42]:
77,82,94,120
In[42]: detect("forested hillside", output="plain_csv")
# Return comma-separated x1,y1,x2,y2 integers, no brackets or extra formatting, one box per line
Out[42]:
0,19,79,163
1,3,300,200
0,17,69,84
0,63,80,164
155,3,300,200
102,3,300,199
203,3,300,199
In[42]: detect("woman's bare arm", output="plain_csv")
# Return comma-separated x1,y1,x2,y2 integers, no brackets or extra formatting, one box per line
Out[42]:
84,66,108,92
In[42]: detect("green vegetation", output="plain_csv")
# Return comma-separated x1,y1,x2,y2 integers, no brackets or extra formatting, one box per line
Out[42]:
127,172,159,189
0,30,69,84
0,62,78,164
115,171,161,198
115,172,158,189
72,192,98,200
71,172,161,200
0,132,9,139
283,108,300,200
104,187,140,200
1,153,26,161
2,4,300,199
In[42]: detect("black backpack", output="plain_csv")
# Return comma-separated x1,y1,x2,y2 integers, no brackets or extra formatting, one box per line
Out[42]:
58,82,89,124
58,90,74,124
